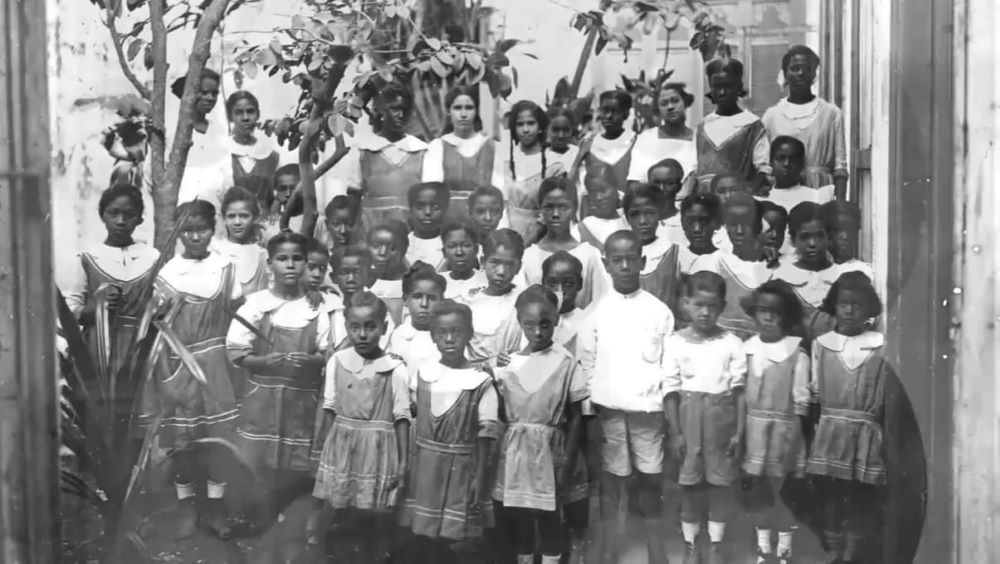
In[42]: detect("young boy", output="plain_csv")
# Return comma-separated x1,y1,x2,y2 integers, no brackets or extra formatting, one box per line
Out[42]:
718,193,771,339
406,181,449,269
321,195,362,252
679,193,726,275
766,136,835,220
578,177,628,250
624,183,682,310
464,228,525,367
440,222,488,302
647,158,686,246
578,229,675,564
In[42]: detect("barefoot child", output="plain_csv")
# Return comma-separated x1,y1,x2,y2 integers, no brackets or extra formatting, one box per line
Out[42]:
578,230,675,564
154,200,241,539
741,280,811,563
808,272,892,563
465,229,526,367
406,181,449,270
311,292,411,558
494,285,588,564
577,177,628,250
664,271,747,563
623,183,682,310
387,263,447,381
718,193,771,339
440,222,488,302
368,220,410,325
214,186,270,295
399,300,501,562
227,232,330,525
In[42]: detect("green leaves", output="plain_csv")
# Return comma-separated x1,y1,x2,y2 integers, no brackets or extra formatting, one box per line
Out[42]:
126,38,144,62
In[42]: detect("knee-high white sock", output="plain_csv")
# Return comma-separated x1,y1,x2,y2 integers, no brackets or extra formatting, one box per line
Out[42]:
175,481,195,500
681,521,701,544
207,480,226,500
777,530,794,556
708,520,727,543
756,527,773,553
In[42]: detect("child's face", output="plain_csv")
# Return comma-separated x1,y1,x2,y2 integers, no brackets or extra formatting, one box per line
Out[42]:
648,166,683,199
625,196,661,245
792,219,829,266
752,292,786,343
346,305,387,357
542,260,582,314
224,200,256,243
657,88,687,126
709,70,740,111
368,228,401,270
410,187,445,237
518,301,558,352
405,279,443,330
724,202,758,252
684,290,724,333
834,288,867,336
378,95,408,136
274,174,298,206
784,53,816,96
196,77,220,116
515,109,541,149
269,242,306,287
469,195,503,237
448,94,477,136
325,208,357,246
483,246,521,293
539,188,575,235
547,115,574,151
101,195,143,244
179,215,214,259
432,312,472,363
761,211,787,252
830,214,860,262
771,142,803,188
229,98,259,137
603,238,645,294
681,203,718,252
442,229,477,274
585,180,619,219
598,97,627,135
334,256,370,296
305,251,329,290
712,176,746,204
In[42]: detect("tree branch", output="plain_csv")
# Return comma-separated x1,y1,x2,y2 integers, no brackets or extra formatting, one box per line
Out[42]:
104,4,151,99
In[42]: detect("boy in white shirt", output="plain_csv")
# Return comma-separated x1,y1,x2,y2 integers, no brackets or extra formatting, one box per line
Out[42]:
578,229,675,564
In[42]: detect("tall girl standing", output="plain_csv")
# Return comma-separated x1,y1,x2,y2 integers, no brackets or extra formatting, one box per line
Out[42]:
213,186,271,296
627,82,698,194
576,91,636,202
503,100,567,244
762,45,849,198
424,85,503,222
227,231,330,524
223,91,281,213
152,200,242,538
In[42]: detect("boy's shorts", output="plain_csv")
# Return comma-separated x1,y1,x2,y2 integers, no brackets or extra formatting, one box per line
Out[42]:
597,407,666,477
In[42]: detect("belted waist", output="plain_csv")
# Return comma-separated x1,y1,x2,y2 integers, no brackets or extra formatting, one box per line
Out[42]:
821,407,878,423
416,436,474,455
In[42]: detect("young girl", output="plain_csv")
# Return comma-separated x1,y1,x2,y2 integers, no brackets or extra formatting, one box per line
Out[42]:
763,45,849,197
213,186,271,296
493,285,588,564
664,271,747,563
424,85,502,222
223,90,281,211
759,200,790,267
521,177,609,309
771,202,841,342
406,181,449,270
153,200,241,538
695,58,771,195
623,183,682,310
440,222,488,302
310,291,411,558
808,272,892,562
718,193,772,340
328,247,395,352
821,200,875,280
465,229,526,367
398,300,501,562
368,220,410,325
503,100,567,243
678,193,726,275
766,136,835,221
577,177,628,250
546,107,581,172
227,232,330,525
576,90,636,204
740,280,811,563
320,195,363,253
65,184,160,414
261,164,303,240
467,185,506,246
627,82,698,194
387,263,447,381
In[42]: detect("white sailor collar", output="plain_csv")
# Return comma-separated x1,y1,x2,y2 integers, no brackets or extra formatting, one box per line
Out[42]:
772,262,841,287
419,361,490,390
703,109,760,128
744,335,802,363
815,330,885,352
223,135,276,160
776,97,821,121
336,347,404,374
253,290,322,320
356,133,428,153
441,132,488,149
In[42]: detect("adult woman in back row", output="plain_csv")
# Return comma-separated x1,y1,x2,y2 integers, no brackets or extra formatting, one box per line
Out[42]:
627,82,698,199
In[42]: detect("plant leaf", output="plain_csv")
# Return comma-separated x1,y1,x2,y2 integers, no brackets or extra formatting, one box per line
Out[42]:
55,289,100,403
152,320,209,387
60,469,106,509
426,37,442,50
126,38,144,62
429,56,449,78
495,38,521,54
241,61,259,79
465,51,482,70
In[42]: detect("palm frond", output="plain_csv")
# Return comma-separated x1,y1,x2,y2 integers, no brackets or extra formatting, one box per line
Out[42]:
55,289,102,403
216,301,272,345
152,319,208,386
94,296,112,384
121,531,154,563
60,468,106,510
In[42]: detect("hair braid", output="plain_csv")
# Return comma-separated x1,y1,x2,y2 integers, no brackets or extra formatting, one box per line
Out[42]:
509,134,517,179
540,147,548,179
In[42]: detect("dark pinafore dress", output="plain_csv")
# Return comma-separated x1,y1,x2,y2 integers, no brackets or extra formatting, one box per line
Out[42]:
695,118,767,193
579,135,634,218
442,137,496,223
359,147,426,231
717,257,764,340
232,152,280,210
743,339,808,478
238,309,324,473
399,370,497,541
639,244,682,314
153,266,240,448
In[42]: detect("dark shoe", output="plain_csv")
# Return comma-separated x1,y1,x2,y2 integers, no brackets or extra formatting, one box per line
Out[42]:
202,498,232,540
758,547,775,564
175,497,198,539
683,542,700,564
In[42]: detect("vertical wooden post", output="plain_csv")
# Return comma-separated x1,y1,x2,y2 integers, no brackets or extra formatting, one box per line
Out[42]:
0,0,59,562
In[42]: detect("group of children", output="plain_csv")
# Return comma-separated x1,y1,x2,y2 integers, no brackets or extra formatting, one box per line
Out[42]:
65,44,894,564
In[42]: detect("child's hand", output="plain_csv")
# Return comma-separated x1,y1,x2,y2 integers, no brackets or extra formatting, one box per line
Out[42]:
668,432,686,461
101,284,122,314
286,352,322,369
496,351,511,368
391,464,408,493
727,433,744,460
468,476,482,511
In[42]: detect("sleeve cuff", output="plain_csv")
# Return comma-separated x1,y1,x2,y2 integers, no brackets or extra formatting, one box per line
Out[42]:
478,420,501,440
794,403,810,416
580,398,596,417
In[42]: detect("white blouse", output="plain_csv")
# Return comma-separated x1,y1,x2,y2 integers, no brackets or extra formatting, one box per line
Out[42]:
227,289,330,351
210,238,269,286
387,319,440,384
443,270,489,303
424,133,505,189
814,330,885,371
627,128,698,184
65,242,160,314
157,252,243,300
663,331,747,395
407,233,445,270
770,262,842,307
678,246,725,275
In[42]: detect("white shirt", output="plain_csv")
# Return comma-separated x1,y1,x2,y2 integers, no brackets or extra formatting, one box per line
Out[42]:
657,215,686,247
226,289,330,352
413,362,499,422
323,348,410,419
678,246,725,275
157,252,243,300
579,289,675,412
719,252,771,288
465,289,523,365
387,319,440,385
627,128,698,184
521,243,610,309
406,233,445,270
423,133,505,189
814,330,885,371
343,134,431,191
641,236,678,275
580,214,629,248
744,335,812,415
65,242,160,315
443,270,489,302
663,331,746,395
701,110,772,175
